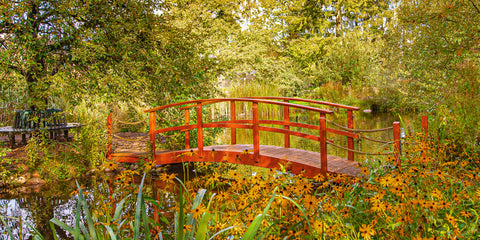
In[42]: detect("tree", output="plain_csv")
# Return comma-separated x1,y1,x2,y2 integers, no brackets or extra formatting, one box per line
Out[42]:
257,0,391,40
383,0,480,158
0,0,161,109
384,0,480,108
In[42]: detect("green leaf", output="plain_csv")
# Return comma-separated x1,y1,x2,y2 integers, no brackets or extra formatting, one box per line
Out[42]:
113,195,129,220
50,218,76,236
102,224,117,240
242,187,277,240
134,173,147,240
76,182,96,240
195,212,211,240
175,187,185,240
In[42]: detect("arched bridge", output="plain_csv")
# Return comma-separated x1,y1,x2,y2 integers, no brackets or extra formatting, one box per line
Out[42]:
107,97,402,178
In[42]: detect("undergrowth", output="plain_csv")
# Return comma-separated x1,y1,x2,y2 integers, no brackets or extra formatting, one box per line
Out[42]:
1,131,478,239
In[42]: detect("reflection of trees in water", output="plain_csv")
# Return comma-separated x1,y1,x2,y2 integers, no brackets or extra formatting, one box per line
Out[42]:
1,193,76,239
1,168,189,239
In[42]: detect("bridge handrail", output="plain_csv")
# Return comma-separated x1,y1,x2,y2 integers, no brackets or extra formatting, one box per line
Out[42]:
144,98,334,114
242,96,360,111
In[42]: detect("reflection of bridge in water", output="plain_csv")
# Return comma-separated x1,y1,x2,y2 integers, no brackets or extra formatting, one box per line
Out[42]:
108,97,403,178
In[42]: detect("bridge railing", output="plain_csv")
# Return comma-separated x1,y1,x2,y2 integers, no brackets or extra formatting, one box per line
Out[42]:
144,97,367,175
159,97,362,160
243,97,360,161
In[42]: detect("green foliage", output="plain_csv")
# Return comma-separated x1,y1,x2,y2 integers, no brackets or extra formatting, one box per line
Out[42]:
381,0,480,157
258,0,391,40
25,135,49,171
0,0,162,108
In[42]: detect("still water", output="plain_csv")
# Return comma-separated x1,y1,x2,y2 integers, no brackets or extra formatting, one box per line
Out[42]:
0,110,420,239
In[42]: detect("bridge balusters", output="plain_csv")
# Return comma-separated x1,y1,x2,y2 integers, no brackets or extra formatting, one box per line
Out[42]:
393,122,401,169
319,116,327,176
284,100,290,148
347,110,355,161
196,103,204,156
252,102,260,161
184,109,190,149
149,112,156,157
230,100,236,144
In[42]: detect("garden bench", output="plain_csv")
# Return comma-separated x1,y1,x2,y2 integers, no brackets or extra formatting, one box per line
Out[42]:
0,109,82,147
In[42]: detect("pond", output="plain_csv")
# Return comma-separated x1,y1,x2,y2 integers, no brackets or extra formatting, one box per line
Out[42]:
0,111,421,239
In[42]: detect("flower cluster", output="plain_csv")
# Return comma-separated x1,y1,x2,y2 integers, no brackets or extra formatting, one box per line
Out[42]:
88,133,479,239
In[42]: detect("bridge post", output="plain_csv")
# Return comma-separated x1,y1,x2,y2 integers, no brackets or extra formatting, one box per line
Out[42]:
196,103,204,155
347,110,354,161
393,121,401,169
284,100,290,148
184,109,190,149
107,113,113,160
149,112,156,157
252,102,260,162
320,116,327,176
422,115,428,139
230,100,236,145
421,115,428,159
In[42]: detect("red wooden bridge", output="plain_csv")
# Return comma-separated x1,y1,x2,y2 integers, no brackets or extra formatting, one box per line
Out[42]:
107,97,402,178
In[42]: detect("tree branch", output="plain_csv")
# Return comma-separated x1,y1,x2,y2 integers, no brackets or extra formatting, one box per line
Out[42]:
469,0,480,14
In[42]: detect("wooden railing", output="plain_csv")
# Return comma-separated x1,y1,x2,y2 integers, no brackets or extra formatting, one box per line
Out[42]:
144,98,366,175
243,96,360,161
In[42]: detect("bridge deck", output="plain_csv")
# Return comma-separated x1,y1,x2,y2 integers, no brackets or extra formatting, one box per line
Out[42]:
148,144,360,178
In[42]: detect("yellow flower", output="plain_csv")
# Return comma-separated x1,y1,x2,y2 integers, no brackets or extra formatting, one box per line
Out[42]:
192,204,206,219
431,188,443,199
216,192,229,202
371,202,386,212
160,173,177,183
313,173,325,182
312,220,324,235
296,180,313,195
183,224,193,233
359,224,376,240
360,167,369,176
302,195,318,211
437,200,450,210
104,161,118,170
460,210,472,218
228,170,240,179
237,200,248,210
322,203,335,213
144,161,155,172
445,213,457,226
379,176,393,187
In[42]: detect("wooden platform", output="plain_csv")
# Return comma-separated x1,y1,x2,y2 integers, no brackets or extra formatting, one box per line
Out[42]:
113,144,360,178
